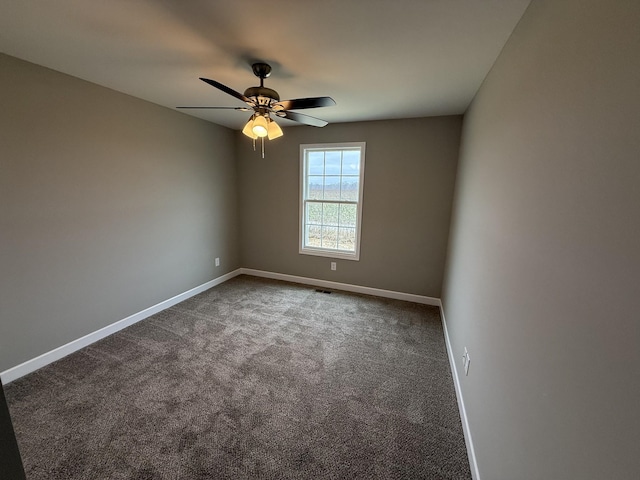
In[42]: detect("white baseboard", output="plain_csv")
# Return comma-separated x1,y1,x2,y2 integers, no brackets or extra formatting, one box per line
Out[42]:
0,269,242,384
240,268,441,306
439,301,480,480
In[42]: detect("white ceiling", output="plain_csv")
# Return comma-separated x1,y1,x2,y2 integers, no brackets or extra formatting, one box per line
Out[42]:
0,0,530,130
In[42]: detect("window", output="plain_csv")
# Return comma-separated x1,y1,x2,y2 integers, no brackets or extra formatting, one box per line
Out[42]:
299,142,366,260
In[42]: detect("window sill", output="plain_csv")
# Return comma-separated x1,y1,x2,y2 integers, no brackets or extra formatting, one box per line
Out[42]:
299,247,360,261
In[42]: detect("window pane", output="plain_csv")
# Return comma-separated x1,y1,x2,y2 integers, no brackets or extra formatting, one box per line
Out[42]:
340,177,359,201
307,176,323,200
341,150,360,175
323,203,339,226
325,151,341,175
308,152,324,175
337,228,356,251
321,226,338,249
323,176,341,200
306,202,323,225
339,204,357,227
306,225,322,248
300,143,364,260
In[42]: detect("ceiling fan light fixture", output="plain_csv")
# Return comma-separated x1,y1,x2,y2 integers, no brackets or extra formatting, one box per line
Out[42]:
267,118,283,140
252,115,269,138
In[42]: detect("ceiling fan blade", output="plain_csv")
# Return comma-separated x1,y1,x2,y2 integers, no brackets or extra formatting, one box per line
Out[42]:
199,77,252,104
176,106,252,111
280,110,329,127
276,97,336,110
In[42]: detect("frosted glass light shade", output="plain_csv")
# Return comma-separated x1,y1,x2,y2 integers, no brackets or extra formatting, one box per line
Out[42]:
252,115,268,137
267,119,283,139
242,116,258,139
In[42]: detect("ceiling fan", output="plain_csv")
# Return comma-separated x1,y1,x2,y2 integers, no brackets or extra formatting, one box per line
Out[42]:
177,62,336,156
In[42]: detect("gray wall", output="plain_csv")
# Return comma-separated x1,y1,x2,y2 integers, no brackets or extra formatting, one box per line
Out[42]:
237,117,461,297
442,1,640,479
0,54,240,372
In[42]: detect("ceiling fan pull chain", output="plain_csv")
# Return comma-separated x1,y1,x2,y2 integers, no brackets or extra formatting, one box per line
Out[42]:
261,137,265,159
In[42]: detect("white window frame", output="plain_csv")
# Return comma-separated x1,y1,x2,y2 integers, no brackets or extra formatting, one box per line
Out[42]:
299,142,366,261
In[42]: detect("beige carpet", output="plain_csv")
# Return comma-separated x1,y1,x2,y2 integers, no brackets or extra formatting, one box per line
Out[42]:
6,275,471,479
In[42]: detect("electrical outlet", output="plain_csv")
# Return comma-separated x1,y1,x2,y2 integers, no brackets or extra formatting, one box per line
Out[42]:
331,262,337,271
215,257,220,267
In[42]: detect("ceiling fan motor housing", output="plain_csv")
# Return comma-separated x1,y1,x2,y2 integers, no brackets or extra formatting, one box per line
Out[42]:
243,86,280,103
